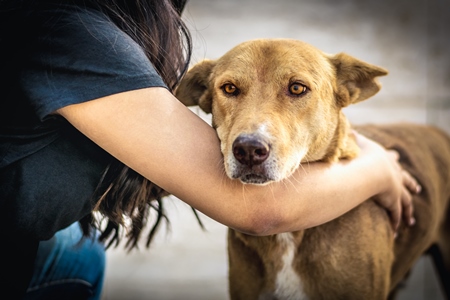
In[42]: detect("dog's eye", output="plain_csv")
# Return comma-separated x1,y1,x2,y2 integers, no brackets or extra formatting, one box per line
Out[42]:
289,83,307,96
222,84,239,96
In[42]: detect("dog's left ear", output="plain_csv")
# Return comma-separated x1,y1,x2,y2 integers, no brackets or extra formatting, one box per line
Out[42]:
174,59,216,113
329,53,388,107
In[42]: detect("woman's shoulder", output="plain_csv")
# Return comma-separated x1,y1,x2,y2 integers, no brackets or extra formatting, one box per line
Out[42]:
1,0,166,120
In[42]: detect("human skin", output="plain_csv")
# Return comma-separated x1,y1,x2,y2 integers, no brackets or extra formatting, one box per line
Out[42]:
56,87,419,236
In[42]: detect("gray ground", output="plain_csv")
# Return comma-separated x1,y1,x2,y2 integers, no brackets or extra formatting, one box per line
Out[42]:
101,0,450,299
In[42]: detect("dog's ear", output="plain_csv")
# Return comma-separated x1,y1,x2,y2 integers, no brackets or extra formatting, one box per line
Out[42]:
174,59,216,113
329,53,388,107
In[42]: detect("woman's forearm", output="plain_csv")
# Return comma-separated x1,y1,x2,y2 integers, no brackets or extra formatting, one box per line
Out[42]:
257,150,392,234
57,87,414,235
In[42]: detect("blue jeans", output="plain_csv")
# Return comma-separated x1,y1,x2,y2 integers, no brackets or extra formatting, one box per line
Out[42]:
24,222,106,300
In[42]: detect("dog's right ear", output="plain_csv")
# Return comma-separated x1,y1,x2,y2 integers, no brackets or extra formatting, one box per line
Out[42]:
329,53,388,107
174,59,216,114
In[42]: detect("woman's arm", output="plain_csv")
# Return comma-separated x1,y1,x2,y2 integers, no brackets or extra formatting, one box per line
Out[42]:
56,87,418,236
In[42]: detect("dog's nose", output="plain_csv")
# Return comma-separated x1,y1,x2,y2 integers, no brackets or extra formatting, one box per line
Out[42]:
232,135,270,166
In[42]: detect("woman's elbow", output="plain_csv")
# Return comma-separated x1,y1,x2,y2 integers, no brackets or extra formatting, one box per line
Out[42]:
230,205,290,236
227,196,312,236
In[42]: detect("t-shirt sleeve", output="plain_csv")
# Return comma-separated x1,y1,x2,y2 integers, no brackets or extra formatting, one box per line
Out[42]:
21,5,167,120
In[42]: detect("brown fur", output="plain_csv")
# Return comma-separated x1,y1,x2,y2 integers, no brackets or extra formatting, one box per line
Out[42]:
175,38,450,300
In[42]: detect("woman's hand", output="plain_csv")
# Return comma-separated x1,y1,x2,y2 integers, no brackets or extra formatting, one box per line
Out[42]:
354,131,421,233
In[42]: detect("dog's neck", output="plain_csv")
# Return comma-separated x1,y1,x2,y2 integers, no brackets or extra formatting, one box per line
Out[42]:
321,112,360,163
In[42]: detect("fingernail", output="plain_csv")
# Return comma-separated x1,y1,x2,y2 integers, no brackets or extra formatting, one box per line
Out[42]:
394,232,398,239
416,185,422,193
410,218,416,226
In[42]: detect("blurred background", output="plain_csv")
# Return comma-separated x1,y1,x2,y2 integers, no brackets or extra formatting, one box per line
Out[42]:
101,0,450,299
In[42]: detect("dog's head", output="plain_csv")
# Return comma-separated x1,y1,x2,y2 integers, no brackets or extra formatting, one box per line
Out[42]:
176,39,387,184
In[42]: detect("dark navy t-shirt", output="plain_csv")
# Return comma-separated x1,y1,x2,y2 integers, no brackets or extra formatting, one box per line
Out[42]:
0,1,167,240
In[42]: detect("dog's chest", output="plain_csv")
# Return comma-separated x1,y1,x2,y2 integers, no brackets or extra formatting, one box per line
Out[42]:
262,233,309,300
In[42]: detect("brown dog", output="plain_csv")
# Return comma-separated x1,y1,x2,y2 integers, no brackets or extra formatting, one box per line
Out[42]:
175,39,450,300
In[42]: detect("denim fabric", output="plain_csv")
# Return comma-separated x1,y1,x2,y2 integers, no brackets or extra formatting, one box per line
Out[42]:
25,222,106,300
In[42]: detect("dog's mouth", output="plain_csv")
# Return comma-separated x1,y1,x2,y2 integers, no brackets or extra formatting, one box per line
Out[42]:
229,160,275,184
234,171,271,185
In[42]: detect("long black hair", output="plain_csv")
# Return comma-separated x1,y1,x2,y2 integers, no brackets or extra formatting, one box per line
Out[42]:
94,0,191,91
82,0,194,250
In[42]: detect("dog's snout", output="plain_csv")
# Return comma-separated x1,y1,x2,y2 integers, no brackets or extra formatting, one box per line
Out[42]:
232,135,270,166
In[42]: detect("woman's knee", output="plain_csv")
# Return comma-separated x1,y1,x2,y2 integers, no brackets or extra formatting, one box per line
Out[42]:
27,222,106,300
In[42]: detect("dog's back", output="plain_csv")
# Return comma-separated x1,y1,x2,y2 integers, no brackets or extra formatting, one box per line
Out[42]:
356,124,450,289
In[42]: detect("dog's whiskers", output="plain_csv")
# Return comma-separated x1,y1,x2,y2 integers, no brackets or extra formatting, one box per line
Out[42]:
241,183,250,215
268,181,276,202
299,155,312,176
215,158,228,188
285,177,300,194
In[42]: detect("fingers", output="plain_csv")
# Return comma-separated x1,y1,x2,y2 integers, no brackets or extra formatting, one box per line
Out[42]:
401,169,419,227
387,149,421,194
401,186,415,227
385,149,420,236
386,149,400,162
402,169,422,194
393,184,415,239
